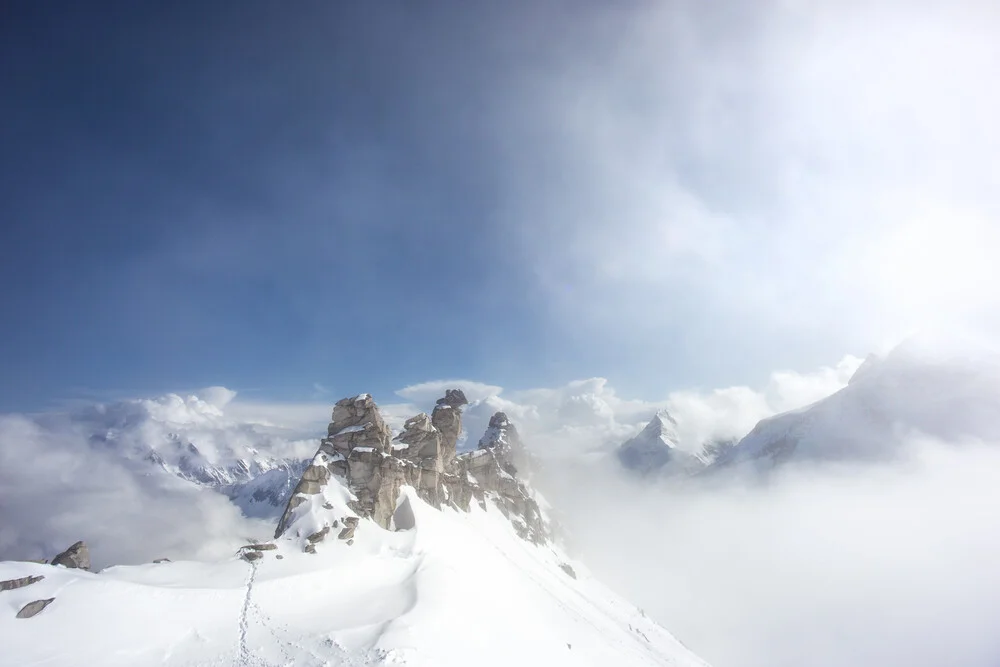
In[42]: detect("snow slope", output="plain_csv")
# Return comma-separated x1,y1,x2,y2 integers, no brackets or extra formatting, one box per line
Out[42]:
718,343,1000,468
0,487,708,667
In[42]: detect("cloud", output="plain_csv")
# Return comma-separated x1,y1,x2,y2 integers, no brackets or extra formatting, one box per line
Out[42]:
0,413,274,569
490,1,1000,367
392,355,861,456
543,439,1000,667
395,380,503,406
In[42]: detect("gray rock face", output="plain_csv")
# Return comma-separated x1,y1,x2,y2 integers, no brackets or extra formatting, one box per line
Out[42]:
51,541,90,570
16,598,54,619
276,389,549,547
0,575,44,592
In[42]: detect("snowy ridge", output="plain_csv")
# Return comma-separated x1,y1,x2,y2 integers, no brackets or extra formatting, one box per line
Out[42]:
0,486,709,667
718,344,1000,468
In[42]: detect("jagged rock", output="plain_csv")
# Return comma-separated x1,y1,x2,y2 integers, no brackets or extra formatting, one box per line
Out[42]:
0,575,44,592
395,413,443,462
432,389,467,465
326,394,392,454
51,541,90,570
16,598,54,619
306,527,330,544
275,394,392,538
276,389,549,548
478,412,524,463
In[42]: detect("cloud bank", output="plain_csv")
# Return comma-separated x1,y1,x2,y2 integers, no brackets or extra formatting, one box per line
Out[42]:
544,439,1000,667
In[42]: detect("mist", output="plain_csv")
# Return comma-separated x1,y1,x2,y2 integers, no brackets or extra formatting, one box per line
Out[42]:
542,440,1000,667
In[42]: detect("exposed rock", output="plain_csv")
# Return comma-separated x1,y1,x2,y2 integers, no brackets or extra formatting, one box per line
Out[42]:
275,554,284,560
304,544,316,554
559,563,577,579
431,389,467,466
153,558,171,564
240,550,263,562
306,527,330,544
245,542,277,551
51,541,90,570
0,575,44,592
276,389,550,548
16,598,54,619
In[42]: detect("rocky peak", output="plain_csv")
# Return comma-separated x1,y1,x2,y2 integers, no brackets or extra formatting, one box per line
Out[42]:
478,411,526,470
51,541,90,570
275,389,549,552
431,389,468,465
436,389,469,409
327,394,392,454
618,411,699,475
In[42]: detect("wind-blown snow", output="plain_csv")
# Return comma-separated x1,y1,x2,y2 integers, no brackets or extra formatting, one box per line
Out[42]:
0,488,709,667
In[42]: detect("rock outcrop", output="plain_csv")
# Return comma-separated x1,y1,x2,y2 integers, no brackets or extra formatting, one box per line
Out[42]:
0,575,44,592
16,598,54,619
431,389,468,466
275,392,549,551
51,541,90,570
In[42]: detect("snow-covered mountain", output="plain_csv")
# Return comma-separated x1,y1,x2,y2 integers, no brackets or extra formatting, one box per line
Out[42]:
617,412,704,475
1,390,711,667
717,343,1000,468
0,488,708,667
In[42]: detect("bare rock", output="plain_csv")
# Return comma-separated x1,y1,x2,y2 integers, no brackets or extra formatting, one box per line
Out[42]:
337,524,356,540
245,542,277,551
306,527,330,544
51,541,90,570
16,598,54,619
559,563,577,579
0,575,44,592
152,558,171,564
240,550,263,562
431,390,467,467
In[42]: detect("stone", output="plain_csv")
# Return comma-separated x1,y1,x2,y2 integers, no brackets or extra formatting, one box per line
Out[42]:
240,550,263,562
304,544,316,554
153,558,171,564
275,555,284,560
347,539,354,546
246,542,277,551
394,413,443,462
337,524,356,540
306,527,330,544
51,541,90,570
16,598,54,619
0,575,44,592
431,390,467,467
559,563,577,579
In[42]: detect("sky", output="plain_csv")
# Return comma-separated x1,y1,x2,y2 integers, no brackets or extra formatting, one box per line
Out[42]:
2,0,999,411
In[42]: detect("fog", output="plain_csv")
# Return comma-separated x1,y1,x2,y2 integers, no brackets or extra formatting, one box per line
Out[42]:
542,440,1000,667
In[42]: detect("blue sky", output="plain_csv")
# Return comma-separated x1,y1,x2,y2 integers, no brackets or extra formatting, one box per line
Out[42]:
2,1,998,411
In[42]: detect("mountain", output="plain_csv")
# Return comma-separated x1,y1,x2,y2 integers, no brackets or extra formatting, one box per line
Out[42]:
1,390,711,667
65,392,317,510
717,343,1000,468
618,412,704,475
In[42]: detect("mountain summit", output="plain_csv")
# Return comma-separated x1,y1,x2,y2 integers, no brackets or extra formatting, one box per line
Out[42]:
617,411,701,475
0,390,711,667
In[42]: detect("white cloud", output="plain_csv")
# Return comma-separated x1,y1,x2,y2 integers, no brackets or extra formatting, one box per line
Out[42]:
395,380,503,406
493,1,1000,361
544,438,1000,667
396,356,862,457
0,413,273,570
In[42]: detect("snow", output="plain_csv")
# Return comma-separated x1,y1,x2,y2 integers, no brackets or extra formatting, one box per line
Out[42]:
351,446,376,453
0,487,709,667
332,423,366,436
